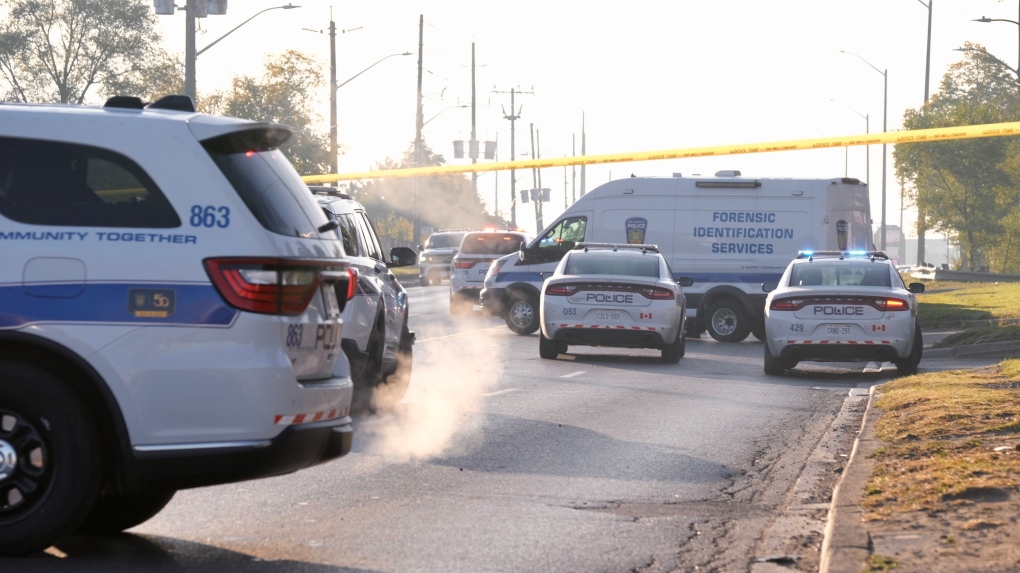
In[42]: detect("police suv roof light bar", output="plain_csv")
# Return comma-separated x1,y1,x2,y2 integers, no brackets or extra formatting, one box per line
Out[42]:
575,242,660,253
796,250,889,261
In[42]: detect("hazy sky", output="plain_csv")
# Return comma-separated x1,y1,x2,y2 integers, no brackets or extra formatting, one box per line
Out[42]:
153,0,1020,237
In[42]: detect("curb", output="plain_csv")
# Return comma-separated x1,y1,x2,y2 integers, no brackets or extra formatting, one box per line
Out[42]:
923,339,1020,359
818,385,879,573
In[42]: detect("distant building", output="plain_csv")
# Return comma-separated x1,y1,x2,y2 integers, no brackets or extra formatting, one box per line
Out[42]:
875,225,958,268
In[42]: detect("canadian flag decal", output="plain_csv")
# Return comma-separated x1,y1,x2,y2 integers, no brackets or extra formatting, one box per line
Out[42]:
639,312,652,319
872,324,886,332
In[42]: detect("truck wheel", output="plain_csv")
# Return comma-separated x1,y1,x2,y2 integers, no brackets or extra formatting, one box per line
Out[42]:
705,301,751,342
539,332,560,359
751,323,766,342
763,344,785,375
76,490,176,534
0,362,102,556
505,291,540,335
894,325,923,376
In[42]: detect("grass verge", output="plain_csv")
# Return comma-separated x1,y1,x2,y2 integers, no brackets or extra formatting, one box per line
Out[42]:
915,281,1020,330
861,359,1020,520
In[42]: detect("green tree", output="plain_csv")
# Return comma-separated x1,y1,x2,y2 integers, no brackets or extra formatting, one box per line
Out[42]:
0,0,162,103
895,43,1020,271
201,50,330,175
102,51,184,103
355,141,498,244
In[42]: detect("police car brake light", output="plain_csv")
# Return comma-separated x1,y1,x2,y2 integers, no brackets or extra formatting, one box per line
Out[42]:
770,297,806,311
204,257,340,316
640,286,675,300
344,267,359,301
545,284,578,296
873,297,909,311
453,260,475,269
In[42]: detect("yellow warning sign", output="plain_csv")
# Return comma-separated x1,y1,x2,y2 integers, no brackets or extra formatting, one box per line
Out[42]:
302,121,1020,184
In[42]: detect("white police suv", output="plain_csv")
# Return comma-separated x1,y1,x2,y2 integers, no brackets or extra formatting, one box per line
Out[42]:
762,251,925,376
311,187,417,413
539,243,690,363
450,229,530,314
0,96,357,555
418,230,468,286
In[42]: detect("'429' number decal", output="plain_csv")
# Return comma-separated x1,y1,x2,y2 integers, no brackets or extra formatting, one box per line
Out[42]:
190,205,230,228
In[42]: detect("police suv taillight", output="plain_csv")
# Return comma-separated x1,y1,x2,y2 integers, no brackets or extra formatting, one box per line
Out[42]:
204,258,346,316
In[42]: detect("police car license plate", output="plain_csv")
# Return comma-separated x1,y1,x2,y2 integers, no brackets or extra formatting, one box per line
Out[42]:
596,311,622,323
825,324,852,336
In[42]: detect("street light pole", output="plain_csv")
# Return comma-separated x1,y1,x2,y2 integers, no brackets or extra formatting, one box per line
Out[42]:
180,2,301,104
917,0,932,267
842,51,889,251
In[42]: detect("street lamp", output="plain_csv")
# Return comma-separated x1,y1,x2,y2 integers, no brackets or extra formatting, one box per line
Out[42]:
953,46,1020,77
974,7,1020,74
916,0,932,272
841,50,888,251
178,2,301,104
329,51,412,175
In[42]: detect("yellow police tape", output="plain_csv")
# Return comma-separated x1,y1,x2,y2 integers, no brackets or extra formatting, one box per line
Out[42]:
301,121,1020,184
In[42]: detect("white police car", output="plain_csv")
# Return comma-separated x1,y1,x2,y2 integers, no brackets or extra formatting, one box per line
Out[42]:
311,187,417,413
539,243,690,363
762,251,925,376
0,96,356,554
450,229,530,314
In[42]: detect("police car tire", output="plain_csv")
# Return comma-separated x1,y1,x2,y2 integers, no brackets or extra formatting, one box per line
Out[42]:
0,362,102,556
505,291,540,335
419,276,429,287
661,330,685,363
894,325,923,376
763,344,785,376
76,490,176,534
706,301,751,343
539,332,560,359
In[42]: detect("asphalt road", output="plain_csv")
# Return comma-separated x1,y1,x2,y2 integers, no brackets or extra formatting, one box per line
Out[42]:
5,286,992,573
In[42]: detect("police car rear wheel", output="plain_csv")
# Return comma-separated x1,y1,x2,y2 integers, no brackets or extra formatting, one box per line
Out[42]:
661,329,685,363
764,344,785,375
539,332,560,359
76,490,176,534
706,301,751,343
373,322,414,411
506,292,540,335
894,325,923,376
0,362,102,556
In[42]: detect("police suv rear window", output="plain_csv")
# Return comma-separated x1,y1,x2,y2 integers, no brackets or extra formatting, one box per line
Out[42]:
460,233,524,255
203,131,330,238
427,233,465,248
0,136,180,228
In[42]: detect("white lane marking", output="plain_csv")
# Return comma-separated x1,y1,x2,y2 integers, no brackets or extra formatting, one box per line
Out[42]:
560,371,587,378
481,388,519,397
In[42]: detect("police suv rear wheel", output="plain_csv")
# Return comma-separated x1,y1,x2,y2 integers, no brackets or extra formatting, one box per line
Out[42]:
0,362,102,556
706,301,751,343
661,328,686,363
894,325,923,376
505,291,540,335
763,344,785,375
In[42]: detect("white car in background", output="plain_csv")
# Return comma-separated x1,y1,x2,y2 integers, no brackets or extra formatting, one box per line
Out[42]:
450,229,530,314
762,250,926,376
539,243,690,363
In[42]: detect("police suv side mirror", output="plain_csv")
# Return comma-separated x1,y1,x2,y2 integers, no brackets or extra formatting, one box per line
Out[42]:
762,282,778,293
677,277,694,287
908,282,925,294
388,246,418,268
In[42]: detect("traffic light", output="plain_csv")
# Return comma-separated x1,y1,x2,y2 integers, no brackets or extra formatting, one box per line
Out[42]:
519,189,529,203
453,140,464,159
541,188,551,202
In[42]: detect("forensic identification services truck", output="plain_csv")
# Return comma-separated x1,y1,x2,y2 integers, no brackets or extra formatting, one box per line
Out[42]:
479,172,874,342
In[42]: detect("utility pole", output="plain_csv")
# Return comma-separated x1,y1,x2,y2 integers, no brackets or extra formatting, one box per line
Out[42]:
572,134,576,204
471,42,478,196
580,113,587,196
494,86,533,228
917,0,933,266
185,0,197,102
413,14,424,245
329,14,337,175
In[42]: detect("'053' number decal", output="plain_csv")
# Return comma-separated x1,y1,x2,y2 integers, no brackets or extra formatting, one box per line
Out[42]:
190,205,230,228
562,308,577,316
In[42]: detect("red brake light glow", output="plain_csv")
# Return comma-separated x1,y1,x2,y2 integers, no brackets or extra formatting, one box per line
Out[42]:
874,297,909,311
452,260,475,269
770,298,806,311
204,258,344,316
545,284,578,296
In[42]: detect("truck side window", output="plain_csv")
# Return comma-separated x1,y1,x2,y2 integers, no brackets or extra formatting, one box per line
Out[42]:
538,216,587,251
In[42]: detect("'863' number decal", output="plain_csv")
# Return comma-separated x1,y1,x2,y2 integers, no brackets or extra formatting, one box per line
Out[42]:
190,205,230,228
